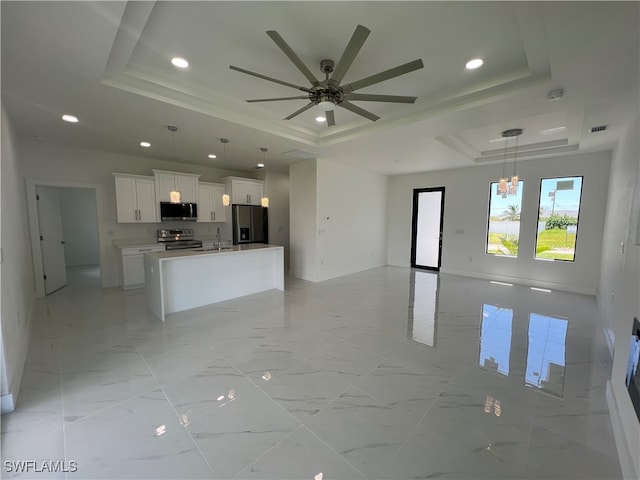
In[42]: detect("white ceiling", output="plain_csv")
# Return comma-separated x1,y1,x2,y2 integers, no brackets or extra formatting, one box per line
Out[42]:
2,1,638,175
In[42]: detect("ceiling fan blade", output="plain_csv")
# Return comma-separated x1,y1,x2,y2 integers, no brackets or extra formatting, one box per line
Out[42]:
330,24,370,84
247,96,309,103
230,65,311,92
339,101,380,122
326,110,336,127
343,59,424,92
266,30,320,86
346,93,417,103
284,102,315,120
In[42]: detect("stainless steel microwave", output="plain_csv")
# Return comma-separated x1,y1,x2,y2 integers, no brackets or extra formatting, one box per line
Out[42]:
160,202,198,221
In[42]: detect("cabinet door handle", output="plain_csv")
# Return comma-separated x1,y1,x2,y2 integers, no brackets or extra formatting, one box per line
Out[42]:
139,248,152,252
212,211,215,221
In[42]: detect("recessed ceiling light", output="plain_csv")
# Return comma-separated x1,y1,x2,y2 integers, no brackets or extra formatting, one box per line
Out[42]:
315,115,326,123
171,57,189,68
465,58,484,70
62,114,79,123
208,154,217,159
257,163,265,168
140,141,151,148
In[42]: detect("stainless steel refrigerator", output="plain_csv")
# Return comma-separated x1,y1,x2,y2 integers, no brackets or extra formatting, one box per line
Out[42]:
231,204,268,245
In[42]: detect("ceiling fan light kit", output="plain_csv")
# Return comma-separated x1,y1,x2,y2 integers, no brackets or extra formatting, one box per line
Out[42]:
230,25,424,127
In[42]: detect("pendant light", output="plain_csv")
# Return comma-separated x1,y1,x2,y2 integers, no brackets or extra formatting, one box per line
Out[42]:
497,128,523,198
168,125,181,203
220,138,231,206
260,147,269,208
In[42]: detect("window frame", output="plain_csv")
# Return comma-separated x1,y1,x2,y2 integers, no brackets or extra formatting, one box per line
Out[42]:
485,180,524,258
534,176,584,263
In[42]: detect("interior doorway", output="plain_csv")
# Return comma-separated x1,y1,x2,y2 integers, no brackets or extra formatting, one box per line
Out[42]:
27,180,104,297
410,187,445,270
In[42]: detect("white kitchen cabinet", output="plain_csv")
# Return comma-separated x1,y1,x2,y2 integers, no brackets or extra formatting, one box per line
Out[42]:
223,176,264,205
113,173,158,223
152,169,200,203
197,182,227,222
119,244,165,290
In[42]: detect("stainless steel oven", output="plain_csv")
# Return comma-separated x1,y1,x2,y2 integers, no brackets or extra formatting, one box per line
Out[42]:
156,229,202,250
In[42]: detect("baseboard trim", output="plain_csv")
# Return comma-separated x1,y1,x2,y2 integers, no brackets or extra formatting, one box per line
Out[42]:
606,381,638,480
439,268,594,295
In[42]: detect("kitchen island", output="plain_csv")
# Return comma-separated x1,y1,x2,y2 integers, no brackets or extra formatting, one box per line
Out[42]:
144,244,284,321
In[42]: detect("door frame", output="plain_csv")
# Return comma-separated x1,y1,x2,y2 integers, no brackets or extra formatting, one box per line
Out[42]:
410,186,445,271
26,179,105,297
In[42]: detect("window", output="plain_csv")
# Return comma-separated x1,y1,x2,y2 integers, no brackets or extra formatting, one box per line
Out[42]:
535,176,583,261
486,181,524,257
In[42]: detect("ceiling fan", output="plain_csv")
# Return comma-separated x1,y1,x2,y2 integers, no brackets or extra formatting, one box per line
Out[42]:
230,25,424,127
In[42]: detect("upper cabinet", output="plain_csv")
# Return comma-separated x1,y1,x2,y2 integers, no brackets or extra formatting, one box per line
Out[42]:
152,169,200,203
197,182,227,223
113,173,158,223
223,176,264,206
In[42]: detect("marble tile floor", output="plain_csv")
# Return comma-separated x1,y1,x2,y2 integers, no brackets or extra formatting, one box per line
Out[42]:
1,266,623,479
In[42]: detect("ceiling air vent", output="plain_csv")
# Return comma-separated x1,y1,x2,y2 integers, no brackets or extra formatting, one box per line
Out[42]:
589,124,608,133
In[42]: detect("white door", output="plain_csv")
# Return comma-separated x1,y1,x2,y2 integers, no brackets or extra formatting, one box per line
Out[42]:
36,186,67,293
411,187,445,270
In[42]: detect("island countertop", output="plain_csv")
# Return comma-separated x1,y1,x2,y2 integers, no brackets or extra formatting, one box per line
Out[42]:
146,243,282,260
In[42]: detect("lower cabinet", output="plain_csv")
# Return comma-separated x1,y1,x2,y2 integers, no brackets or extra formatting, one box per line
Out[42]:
119,245,165,290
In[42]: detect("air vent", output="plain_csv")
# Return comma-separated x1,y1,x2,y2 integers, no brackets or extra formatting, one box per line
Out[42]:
589,124,608,133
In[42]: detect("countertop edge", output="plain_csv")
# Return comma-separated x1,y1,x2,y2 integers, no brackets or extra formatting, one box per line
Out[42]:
146,244,283,260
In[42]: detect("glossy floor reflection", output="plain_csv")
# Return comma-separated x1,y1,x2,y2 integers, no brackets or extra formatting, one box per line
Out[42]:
1,267,621,479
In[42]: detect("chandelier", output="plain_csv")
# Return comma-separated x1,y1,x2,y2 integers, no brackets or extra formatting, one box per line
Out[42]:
497,128,523,198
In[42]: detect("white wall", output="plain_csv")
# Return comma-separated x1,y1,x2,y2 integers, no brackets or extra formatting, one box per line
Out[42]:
289,157,387,283
18,140,265,288
387,151,611,294
263,171,290,271
315,157,387,282
59,187,100,266
289,160,317,281
600,114,640,480
1,105,36,413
